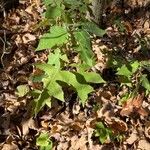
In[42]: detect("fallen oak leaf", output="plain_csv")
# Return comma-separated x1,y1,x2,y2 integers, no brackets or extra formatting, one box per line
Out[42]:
120,94,148,117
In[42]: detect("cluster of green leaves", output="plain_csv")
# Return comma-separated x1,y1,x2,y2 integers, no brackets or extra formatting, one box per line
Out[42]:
37,0,106,66
116,60,140,87
117,61,150,93
95,122,113,144
32,61,105,114
110,58,150,105
94,122,123,144
104,42,150,104
30,0,106,115
104,12,150,100
36,132,53,150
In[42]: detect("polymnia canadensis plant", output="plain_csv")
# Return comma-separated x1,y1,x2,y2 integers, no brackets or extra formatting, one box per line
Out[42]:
30,0,106,115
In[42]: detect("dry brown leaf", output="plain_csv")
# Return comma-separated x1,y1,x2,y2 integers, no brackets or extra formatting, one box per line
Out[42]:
137,107,149,117
107,117,128,133
25,5,34,15
57,142,69,150
97,102,115,119
70,135,87,150
51,133,61,141
87,128,95,149
143,20,150,34
0,113,10,134
72,104,80,115
2,144,19,150
144,20,150,29
21,117,37,135
89,145,102,150
93,43,107,71
120,94,148,117
137,139,150,150
40,120,49,129
145,125,150,139
22,33,36,44
126,129,138,145
86,118,95,149
70,122,84,132
50,124,62,134
124,21,133,33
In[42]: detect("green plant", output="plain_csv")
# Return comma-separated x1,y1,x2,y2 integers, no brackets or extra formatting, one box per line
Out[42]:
117,61,150,93
94,122,124,144
31,58,105,115
116,60,140,87
30,0,106,115
114,19,125,32
15,84,30,97
31,0,150,116
94,122,113,144
36,132,53,150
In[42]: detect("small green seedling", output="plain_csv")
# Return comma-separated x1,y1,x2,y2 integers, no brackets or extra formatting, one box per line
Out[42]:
36,132,53,150
94,122,112,144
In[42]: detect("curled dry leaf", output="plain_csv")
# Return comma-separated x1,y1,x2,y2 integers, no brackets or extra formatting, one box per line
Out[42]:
120,94,148,117
25,5,34,15
124,21,133,33
106,117,128,133
93,43,107,71
145,127,150,139
87,128,95,149
86,118,96,149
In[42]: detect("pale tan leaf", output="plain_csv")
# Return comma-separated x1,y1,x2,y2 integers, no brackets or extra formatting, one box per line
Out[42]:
21,117,37,135
2,144,19,150
126,130,138,145
137,140,150,150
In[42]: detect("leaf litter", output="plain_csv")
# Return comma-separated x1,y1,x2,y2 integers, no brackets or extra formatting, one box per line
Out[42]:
0,0,150,149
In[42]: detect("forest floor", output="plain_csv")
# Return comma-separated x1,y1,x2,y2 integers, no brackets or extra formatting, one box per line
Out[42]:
0,0,150,150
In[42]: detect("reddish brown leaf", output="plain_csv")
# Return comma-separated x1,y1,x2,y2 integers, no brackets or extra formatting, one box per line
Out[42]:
108,117,128,133
120,94,148,116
